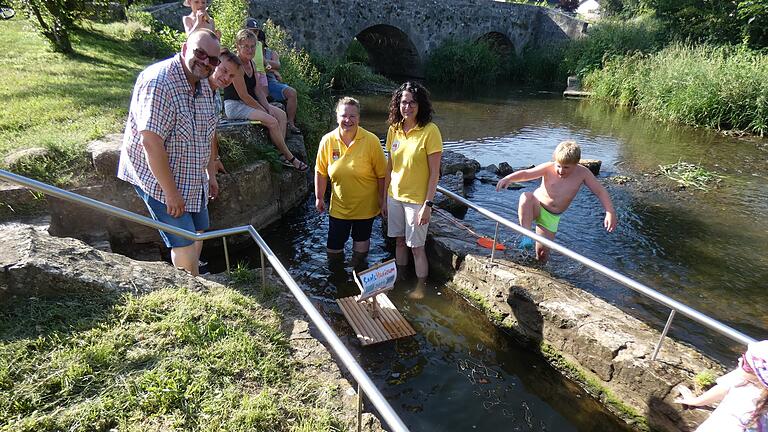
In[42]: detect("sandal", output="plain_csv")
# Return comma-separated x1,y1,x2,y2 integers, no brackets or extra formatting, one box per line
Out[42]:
281,155,308,172
288,123,302,134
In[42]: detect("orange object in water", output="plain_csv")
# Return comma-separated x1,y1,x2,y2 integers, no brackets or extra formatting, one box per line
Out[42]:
477,237,505,250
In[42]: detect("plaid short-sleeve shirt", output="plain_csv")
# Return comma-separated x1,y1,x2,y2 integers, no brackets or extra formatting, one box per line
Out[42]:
118,55,218,213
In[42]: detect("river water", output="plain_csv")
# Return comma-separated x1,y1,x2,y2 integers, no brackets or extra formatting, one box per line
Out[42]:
227,87,767,431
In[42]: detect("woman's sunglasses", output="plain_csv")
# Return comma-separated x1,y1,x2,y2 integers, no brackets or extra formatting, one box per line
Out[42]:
193,48,220,66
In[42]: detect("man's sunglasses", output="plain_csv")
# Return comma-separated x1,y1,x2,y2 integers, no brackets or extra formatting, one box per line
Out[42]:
193,48,220,66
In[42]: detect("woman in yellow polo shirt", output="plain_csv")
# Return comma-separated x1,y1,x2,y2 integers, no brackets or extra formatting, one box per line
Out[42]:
383,82,442,281
315,97,387,269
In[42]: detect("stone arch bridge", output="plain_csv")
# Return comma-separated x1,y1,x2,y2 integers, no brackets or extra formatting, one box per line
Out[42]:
152,0,587,77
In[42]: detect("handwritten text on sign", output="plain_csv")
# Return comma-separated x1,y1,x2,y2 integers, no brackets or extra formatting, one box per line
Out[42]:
355,259,397,301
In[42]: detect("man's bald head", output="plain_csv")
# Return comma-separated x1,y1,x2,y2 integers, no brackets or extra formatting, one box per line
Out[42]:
182,29,221,82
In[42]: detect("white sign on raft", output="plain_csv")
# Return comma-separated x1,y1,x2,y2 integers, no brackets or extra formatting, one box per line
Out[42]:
354,258,397,302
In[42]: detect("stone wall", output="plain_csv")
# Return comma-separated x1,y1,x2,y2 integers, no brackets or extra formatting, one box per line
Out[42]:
426,219,720,431
46,123,309,256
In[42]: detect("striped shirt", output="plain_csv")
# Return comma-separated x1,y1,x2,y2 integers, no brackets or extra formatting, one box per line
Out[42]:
118,55,217,213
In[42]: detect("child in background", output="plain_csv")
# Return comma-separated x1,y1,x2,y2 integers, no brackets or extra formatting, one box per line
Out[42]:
675,340,768,431
495,140,617,262
183,0,220,37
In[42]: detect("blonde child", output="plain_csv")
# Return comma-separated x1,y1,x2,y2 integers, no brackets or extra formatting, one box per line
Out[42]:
182,0,219,37
675,341,768,431
496,140,617,262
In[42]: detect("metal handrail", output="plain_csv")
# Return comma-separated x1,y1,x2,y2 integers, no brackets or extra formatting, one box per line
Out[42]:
0,169,409,432
436,185,756,357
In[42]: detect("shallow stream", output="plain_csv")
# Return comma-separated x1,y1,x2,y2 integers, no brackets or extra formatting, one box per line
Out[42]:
215,86,768,430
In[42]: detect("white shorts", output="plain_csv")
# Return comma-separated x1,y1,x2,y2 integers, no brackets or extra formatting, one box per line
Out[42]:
387,196,428,248
224,99,258,120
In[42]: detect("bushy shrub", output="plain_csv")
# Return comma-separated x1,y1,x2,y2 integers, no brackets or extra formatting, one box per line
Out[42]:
345,38,368,63
329,63,395,90
561,17,664,77
262,20,331,157
125,7,185,59
426,39,505,87
509,41,568,84
585,43,768,135
209,0,248,51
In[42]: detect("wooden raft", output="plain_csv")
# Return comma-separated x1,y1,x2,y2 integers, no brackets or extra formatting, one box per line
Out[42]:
337,294,415,346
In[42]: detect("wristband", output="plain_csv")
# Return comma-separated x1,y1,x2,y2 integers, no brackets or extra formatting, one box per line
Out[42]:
425,200,433,208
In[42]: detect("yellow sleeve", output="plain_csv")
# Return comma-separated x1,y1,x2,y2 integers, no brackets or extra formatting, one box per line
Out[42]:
385,126,394,152
315,135,330,176
425,123,443,155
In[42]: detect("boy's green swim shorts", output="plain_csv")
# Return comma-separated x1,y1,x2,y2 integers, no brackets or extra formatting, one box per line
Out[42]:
536,206,561,233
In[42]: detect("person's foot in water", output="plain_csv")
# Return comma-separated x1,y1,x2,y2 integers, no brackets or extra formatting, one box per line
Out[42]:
407,277,427,300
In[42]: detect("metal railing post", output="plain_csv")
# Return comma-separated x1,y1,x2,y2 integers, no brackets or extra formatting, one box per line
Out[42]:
652,309,677,361
357,382,363,432
260,249,266,288
490,221,500,262
223,236,231,274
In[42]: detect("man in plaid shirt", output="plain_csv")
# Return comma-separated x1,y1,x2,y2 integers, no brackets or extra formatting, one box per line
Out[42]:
118,29,220,276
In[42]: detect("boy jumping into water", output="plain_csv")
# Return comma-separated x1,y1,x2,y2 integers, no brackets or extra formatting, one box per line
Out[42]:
496,140,617,263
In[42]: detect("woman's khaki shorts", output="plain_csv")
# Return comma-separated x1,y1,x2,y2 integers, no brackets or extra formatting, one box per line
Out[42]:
387,195,428,248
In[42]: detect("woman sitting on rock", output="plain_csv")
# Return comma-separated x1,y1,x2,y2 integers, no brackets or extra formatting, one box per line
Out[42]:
222,29,307,171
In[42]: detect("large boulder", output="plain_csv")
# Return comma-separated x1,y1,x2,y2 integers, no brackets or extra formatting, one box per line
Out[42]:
441,150,481,182
48,122,309,253
426,220,723,432
433,171,465,212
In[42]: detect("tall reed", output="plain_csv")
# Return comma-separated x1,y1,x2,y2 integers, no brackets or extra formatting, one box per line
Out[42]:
585,44,768,135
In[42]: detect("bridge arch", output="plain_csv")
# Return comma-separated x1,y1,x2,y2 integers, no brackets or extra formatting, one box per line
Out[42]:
478,31,516,58
353,24,422,78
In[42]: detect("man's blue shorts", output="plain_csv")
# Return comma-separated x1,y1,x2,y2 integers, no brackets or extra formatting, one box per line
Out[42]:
268,79,290,102
327,216,374,251
134,186,209,248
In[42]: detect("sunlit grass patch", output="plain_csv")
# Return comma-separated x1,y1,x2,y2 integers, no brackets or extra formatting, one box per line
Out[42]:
657,161,723,191
0,18,156,185
0,286,344,431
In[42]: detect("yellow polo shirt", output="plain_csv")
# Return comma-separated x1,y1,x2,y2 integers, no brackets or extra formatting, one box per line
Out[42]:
386,122,443,204
316,126,387,220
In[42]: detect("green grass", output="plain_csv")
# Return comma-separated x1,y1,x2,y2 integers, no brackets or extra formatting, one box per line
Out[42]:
657,161,724,191
694,369,717,391
0,18,159,185
0,285,346,431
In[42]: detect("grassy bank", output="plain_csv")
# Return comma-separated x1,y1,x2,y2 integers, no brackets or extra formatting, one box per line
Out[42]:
0,18,157,185
0,283,346,431
585,44,768,136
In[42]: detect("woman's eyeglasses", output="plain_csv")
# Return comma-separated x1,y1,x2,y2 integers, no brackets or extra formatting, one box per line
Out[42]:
193,48,220,66
400,100,418,107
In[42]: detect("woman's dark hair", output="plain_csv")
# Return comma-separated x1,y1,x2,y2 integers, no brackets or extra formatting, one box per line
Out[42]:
387,81,433,127
254,28,267,47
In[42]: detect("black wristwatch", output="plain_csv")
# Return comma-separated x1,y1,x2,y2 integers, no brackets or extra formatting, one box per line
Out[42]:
424,200,433,208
